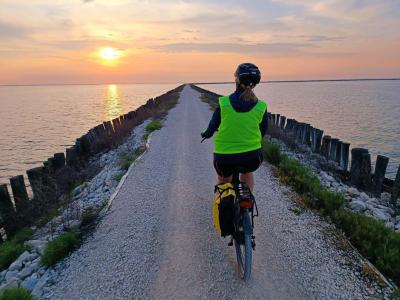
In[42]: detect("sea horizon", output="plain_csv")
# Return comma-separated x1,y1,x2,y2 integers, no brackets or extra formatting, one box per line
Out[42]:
1,77,399,88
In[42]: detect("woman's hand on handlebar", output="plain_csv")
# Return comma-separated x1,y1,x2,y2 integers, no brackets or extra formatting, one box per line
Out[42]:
201,131,208,143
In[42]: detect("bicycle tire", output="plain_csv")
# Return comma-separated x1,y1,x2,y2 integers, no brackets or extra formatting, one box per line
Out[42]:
234,210,252,281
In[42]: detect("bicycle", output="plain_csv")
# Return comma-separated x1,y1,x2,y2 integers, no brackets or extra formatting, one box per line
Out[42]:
230,169,258,281
201,137,258,281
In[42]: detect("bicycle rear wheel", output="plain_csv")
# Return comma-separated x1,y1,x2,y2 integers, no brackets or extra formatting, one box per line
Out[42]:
234,210,252,281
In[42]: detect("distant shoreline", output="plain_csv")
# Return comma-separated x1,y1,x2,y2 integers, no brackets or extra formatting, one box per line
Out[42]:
194,78,400,85
0,78,399,87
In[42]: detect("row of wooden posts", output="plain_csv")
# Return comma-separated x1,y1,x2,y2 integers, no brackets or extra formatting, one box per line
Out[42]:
266,112,400,201
0,85,184,240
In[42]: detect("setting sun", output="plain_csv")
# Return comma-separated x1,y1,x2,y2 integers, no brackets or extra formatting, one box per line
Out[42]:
99,47,121,63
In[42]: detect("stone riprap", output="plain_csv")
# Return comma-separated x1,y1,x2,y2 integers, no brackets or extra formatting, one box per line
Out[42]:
0,121,150,298
270,137,400,232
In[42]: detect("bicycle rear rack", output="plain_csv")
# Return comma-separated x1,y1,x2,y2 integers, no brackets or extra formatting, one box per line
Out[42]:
236,182,259,221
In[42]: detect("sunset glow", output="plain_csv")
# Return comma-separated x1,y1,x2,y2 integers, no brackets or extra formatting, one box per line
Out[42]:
100,48,121,61
0,1,399,85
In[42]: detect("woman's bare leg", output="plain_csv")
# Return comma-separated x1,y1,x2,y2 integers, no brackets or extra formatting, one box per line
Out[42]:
217,175,232,185
240,172,254,191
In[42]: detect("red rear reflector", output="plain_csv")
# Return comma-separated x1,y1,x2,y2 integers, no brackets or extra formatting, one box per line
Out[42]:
239,201,253,208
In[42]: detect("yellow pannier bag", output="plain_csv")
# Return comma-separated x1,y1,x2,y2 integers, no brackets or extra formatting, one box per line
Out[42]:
213,183,236,237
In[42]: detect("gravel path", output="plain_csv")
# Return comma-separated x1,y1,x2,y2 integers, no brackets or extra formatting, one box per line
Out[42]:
47,85,380,299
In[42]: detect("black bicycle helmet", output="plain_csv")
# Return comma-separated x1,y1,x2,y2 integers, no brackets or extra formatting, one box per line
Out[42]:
235,63,261,87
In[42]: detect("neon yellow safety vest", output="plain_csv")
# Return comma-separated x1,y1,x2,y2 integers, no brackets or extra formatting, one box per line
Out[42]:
214,96,267,154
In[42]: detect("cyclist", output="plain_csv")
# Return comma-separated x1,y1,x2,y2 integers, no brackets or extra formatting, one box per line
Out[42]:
201,63,268,191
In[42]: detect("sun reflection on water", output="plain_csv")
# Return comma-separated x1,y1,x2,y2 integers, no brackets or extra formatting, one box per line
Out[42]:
105,84,122,120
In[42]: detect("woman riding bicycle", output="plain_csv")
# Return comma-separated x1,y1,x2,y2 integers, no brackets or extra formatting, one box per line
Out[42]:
201,63,268,191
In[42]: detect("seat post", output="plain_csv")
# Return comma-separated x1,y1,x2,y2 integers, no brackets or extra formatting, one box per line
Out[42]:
232,171,240,186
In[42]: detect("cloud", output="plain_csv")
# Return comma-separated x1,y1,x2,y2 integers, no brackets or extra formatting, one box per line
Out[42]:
156,42,315,55
274,34,345,42
0,21,29,38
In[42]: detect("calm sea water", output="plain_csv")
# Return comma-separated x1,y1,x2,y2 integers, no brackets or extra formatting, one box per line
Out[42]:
0,84,177,185
200,80,400,179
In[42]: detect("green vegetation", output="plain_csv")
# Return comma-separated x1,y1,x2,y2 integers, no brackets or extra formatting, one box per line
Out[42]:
10,227,33,244
80,207,96,227
390,289,400,300
41,232,80,267
0,287,34,300
112,171,125,182
119,146,146,170
80,198,109,229
333,210,400,284
262,139,282,165
262,138,400,285
142,119,163,141
100,197,109,210
200,93,218,110
289,206,303,215
145,120,163,132
0,227,32,271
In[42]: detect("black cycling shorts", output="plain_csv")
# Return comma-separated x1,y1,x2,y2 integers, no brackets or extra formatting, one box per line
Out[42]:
213,149,263,178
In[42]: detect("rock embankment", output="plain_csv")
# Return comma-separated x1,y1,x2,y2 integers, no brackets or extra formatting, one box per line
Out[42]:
0,121,149,298
271,137,400,233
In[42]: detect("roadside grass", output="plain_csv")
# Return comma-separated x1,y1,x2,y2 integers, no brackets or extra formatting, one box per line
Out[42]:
80,207,97,227
119,146,146,170
100,197,109,210
200,93,218,110
80,197,110,230
0,228,33,271
391,289,400,300
262,138,400,286
262,139,282,165
0,287,34,300
142,119,163,141
289,206,303,215
41,232,80,267
145,120,162,132
112,171,125,182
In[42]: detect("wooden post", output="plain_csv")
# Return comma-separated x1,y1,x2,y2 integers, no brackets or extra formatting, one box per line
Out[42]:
340,142,350,170
335,141,342,164
80,135,92,155
112,118,120,134
279,116,286,129
314,128,323,153
372,155,389,197
295,123,303,144
321,135,331,158
53,153,66,170
301,124,309,145
351,148,366,186
10,175,30,217
329,138,339,161
66,146,78,166
392,165,400,203
350,148,371,189
26,167,44,200
284,119,292,131
0,184,18,236
360,151,372,190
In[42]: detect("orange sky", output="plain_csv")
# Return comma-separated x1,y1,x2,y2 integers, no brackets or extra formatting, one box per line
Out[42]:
0,0,399,85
